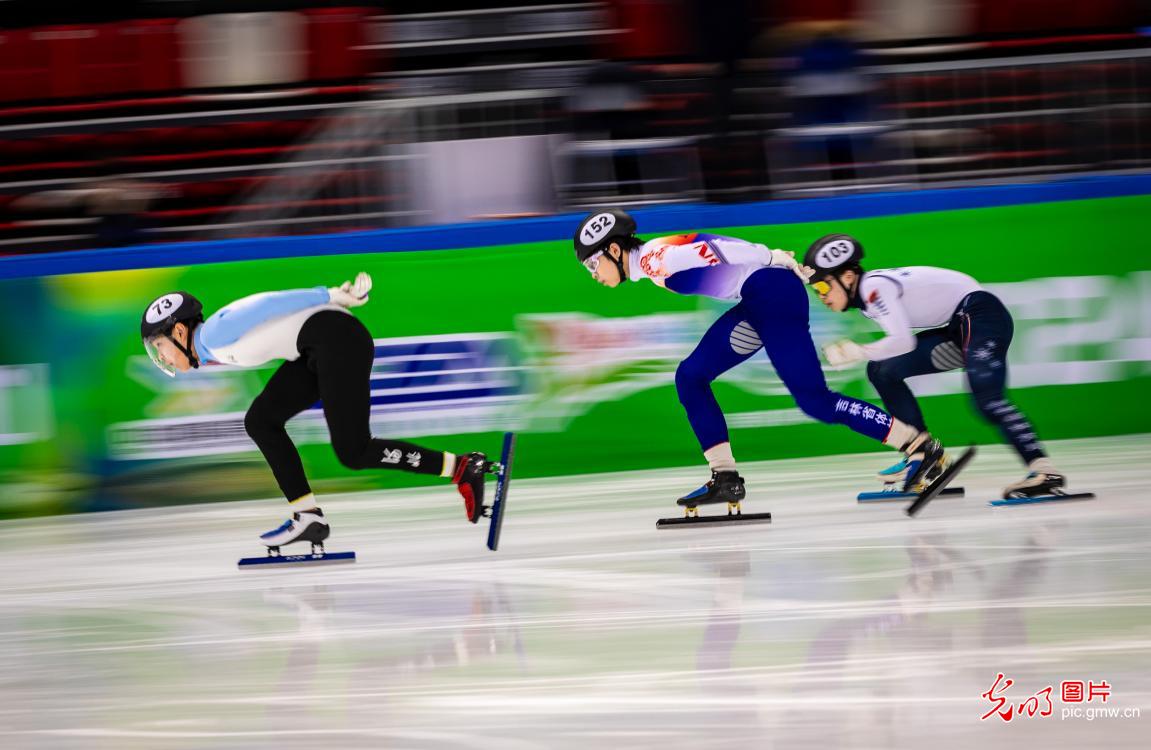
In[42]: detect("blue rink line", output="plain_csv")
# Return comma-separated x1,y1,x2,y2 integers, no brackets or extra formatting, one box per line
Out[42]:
3,172,1150,280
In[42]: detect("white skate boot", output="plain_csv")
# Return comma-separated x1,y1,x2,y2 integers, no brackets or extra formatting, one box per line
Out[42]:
260,509,330,551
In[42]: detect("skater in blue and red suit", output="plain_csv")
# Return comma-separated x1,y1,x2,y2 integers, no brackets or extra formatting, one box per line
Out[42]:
572,209,954,511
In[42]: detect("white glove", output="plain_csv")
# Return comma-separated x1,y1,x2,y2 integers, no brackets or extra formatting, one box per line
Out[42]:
823,339,867,368
769,249,811,283
328,272,372,308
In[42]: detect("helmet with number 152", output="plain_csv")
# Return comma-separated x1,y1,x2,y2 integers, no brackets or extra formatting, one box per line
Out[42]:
573,208,637,262
572,208,640,283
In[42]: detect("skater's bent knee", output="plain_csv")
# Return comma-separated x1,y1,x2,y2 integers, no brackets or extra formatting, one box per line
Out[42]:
866,359,900,385
244,400,277,438
793,392,838,424
331,440,373,470
675,357,714,391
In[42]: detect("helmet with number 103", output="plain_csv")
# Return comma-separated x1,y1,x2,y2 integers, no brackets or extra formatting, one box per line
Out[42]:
803,234,865,282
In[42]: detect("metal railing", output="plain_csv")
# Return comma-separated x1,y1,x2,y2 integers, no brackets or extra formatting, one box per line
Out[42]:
4,45,1150,250
221,46,1150,228
766,47,1151,196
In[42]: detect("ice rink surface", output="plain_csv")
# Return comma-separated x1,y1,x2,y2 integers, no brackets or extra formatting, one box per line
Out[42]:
2,435,1150,749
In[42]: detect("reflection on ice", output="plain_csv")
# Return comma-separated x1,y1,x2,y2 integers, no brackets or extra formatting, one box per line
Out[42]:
1,436,1149,749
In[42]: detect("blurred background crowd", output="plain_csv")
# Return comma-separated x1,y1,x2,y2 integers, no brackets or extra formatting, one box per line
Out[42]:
1,0,1149,253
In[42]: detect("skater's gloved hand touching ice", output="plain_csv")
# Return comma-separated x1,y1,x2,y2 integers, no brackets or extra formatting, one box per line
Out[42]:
328,272,372,308
768,249,812,283
823,339,866,368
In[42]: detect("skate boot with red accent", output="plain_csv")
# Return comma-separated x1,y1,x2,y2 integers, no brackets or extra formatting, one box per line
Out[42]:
453,452,489,523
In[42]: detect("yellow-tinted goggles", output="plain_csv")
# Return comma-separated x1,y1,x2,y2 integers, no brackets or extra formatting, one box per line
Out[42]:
811,280,832,296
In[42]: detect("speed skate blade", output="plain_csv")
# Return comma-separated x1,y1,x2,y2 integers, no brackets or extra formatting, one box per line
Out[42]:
858,487,964,502
906,447,976,517
989,492,1096,507
238,551,356,568
657,512,772,529
486,432,515,552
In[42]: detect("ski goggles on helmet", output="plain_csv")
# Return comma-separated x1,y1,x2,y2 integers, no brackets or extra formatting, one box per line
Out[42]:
143,333,178,377
582,249,606,276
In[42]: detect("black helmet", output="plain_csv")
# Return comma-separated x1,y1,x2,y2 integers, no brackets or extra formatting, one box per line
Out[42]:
803,234,865,282
141,291,202,339
573,208,637,261
141,291,204,376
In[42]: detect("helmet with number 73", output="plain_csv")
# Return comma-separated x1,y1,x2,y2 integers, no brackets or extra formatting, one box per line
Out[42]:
140,291,204,376
802,234,865,283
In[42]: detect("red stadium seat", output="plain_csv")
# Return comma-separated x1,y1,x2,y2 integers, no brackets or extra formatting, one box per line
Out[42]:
604,0,692,60
775,0,858,23
271,120,314,141
977,0,1132,34
38,25,94,99
0,29,51,103
133,19,184,94
84,23,140,97
304,7,374,81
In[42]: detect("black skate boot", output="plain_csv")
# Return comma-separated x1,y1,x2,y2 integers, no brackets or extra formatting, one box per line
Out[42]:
453,452,489,523
902,434,949,493
260,509,330,552
677,470,747,508
1003,459,1067,499
989,456,1095,506
658,470,770,528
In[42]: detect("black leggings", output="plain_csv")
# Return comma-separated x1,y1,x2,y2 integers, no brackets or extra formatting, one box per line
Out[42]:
244,310,446,502
866,291,1047,465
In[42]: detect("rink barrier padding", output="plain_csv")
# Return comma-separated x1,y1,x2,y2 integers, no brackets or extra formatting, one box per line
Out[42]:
2,175,1150,517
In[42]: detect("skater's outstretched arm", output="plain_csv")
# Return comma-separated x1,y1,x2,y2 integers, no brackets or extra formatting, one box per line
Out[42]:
857,276,917,360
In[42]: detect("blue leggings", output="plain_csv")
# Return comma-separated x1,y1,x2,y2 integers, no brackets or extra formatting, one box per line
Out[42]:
675,268,895,452
866,291,1046,464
